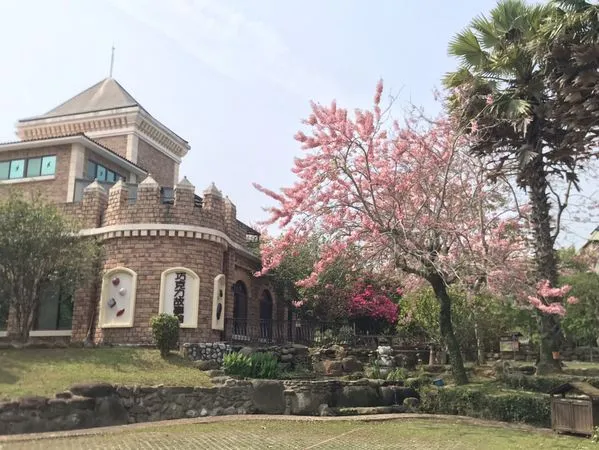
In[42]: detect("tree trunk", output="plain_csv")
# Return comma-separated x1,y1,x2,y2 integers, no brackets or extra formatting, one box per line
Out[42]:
474,318,485,366
429,275,469,384
527,154,562,374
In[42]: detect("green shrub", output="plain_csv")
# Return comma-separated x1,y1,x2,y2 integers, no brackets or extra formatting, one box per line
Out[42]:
223,352,253,378
420,386,551,427
502,374,599,393
223,351,280,379
149,313,180,358
386,368,408,382
405,374,433,390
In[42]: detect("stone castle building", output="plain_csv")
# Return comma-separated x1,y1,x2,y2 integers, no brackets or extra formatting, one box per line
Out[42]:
0,78,286,344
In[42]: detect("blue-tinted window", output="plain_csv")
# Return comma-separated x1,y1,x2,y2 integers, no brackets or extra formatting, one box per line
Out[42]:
41,156,56,176
96,165,106,182
27,158,42,177
87,161,96,180
106,170,116,183
0,162,9,180
9,160,24,179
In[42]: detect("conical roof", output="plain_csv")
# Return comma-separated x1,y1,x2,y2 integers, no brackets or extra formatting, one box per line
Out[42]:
35,78,140,119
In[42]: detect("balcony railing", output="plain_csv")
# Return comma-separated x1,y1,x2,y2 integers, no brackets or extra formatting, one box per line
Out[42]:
224,318,395,347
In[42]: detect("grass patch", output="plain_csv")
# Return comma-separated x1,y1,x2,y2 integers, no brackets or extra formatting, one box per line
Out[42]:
11,419,590,449
0,347,211,400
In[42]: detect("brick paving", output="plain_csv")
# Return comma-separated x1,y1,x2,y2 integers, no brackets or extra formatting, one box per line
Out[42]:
0,414,556,450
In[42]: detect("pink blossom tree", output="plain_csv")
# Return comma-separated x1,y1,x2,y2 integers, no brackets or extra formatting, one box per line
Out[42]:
255,81,527,384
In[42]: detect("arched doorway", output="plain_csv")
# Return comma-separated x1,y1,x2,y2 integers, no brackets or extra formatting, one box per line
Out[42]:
232,281,248,336
260,290,273,341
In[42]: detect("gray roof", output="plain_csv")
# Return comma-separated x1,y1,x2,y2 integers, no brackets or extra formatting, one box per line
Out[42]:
23,78,140,121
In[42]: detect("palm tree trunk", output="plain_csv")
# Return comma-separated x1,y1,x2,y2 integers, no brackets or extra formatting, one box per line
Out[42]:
527,154,562,374
429,274,469,384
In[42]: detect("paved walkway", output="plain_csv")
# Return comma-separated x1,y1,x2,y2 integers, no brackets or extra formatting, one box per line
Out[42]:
0,414,555,450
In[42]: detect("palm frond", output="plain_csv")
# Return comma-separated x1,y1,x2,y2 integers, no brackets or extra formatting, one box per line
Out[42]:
448,29,489,68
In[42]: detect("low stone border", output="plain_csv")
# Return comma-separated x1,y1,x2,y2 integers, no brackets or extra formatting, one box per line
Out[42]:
0,378,414,435
0,413,555,443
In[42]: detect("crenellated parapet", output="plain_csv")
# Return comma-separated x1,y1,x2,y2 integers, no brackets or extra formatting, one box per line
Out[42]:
61,174,256,253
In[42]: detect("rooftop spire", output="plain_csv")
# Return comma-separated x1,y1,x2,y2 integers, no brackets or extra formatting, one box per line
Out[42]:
109,44,115,78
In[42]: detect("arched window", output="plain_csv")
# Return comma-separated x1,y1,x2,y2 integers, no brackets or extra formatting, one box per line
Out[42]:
232,281,248,336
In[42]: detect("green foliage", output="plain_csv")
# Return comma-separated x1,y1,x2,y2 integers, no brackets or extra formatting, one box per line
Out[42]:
150,314,180,358
561,272,599,346
398,287,535,357
368,359,383,380
593,426,599,443
0,193,100,342
386,368,408,382
420,385,551,427
503,373,599,393
223,352,280,379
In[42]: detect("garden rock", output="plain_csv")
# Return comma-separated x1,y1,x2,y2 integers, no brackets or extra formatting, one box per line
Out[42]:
320,360,344,376
342,356,364,373
318,403,334,416
239,347,255,356
337,385,380,407
250,380,285,414
70,383,116,398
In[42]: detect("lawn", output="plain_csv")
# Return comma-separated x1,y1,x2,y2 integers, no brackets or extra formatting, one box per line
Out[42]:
0,347,211,400
3,418,591,449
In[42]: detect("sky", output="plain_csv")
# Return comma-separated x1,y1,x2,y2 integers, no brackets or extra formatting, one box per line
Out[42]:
0,0,595,247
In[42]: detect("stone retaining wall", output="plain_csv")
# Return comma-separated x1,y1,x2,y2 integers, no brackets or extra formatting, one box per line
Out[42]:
0,378,415,435
182,342,231,363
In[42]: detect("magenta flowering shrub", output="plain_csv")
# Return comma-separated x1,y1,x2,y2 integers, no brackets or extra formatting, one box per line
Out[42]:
348,284,399,325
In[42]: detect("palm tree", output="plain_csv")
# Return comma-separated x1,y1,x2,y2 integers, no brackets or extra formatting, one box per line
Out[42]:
444,0,577,374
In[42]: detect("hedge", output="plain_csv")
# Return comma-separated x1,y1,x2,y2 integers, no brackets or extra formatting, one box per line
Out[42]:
420,386,551,427
503,374,599,393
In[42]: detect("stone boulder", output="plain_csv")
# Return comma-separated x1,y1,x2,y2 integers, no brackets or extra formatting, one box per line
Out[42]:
341,356,364,373
70,383,116,398
94,395,128,426
316,360,344,377
251,380,285,414
337,385,380,407
239,347,255,356
379,386,419,406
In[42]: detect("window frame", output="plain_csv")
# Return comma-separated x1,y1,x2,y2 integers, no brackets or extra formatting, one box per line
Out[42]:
0,154,57,181
87,159,123,184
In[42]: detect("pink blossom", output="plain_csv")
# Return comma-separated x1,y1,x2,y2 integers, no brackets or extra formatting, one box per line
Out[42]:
292,300,305,309
486,94,494,105
567,296,579,305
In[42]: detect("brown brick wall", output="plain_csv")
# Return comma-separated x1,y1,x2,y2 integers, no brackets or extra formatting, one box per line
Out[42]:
91,236,263,345
137,138,176,187
0,145,72,203
93,136,128,160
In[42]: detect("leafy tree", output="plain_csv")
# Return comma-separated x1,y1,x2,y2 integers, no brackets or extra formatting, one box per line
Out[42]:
399,287,535,362
255,82,523,384
0,194,99,342
444,0,597,373
537,0,599,157
560,272,599,347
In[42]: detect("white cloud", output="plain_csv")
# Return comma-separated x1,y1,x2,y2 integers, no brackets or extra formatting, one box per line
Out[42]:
108,0,338,98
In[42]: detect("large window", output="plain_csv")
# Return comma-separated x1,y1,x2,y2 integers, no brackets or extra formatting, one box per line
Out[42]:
34,283,73,331
87,160,122,183
0,155,56,181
